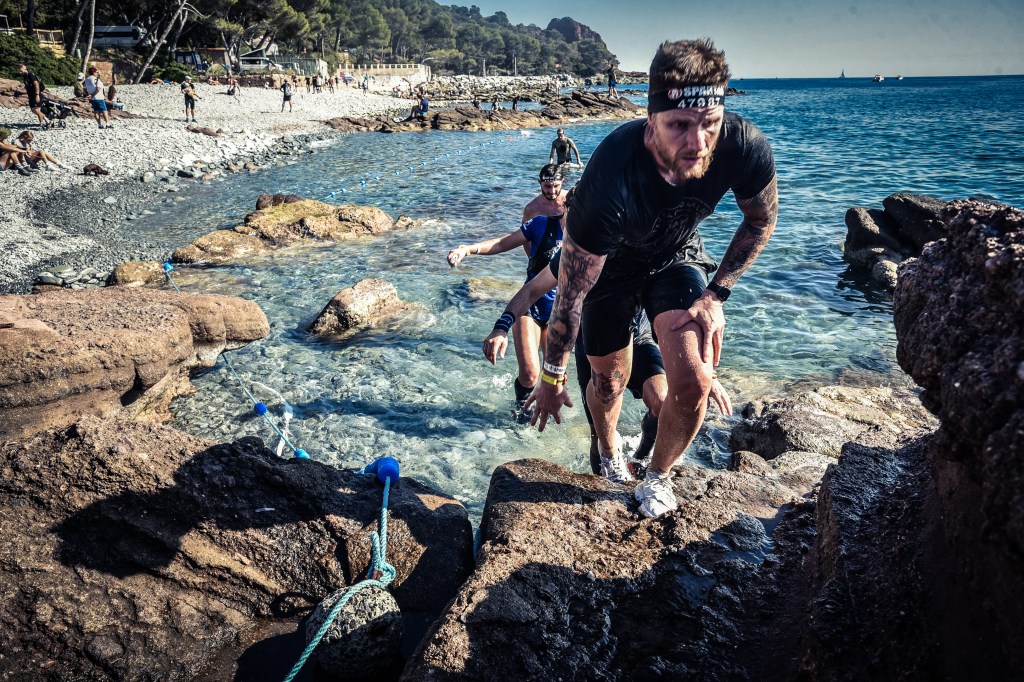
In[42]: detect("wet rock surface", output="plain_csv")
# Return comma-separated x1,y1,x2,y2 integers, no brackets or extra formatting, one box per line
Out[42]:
730,384,937,459
308,278,407,336
843,193,950,290
172,194,397,264
0,416,474,680
0,286,269,441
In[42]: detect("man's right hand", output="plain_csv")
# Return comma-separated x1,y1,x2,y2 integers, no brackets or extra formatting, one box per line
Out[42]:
447,245,468,267
482,331,507,364
525,379,573,432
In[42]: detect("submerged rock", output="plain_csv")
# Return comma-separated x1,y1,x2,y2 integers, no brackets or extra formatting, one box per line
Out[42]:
0,287,268,441
172,195,397,264
308,278,406,336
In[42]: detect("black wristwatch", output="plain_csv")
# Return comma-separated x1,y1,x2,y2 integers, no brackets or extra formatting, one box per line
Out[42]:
706,281,731,302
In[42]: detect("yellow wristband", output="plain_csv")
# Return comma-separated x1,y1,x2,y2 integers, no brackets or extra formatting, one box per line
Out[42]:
540,371,566,386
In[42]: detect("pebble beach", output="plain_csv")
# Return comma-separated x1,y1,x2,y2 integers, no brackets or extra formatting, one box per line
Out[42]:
0,81,413,293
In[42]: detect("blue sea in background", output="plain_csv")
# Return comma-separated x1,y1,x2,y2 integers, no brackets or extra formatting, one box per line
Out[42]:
132,75,1024,519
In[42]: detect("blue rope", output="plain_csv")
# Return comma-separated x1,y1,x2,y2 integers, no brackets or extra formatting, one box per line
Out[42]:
283,476,395,682
164,264,309,458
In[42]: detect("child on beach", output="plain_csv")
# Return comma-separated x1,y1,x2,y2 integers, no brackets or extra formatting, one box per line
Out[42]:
14,131,68,171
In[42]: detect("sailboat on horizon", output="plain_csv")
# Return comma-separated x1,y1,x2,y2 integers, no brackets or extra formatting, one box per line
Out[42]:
839,68,846,79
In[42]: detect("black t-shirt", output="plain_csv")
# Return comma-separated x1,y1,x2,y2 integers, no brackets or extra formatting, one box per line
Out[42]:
23,72,42,101
550,250,654,345
568,113,775,277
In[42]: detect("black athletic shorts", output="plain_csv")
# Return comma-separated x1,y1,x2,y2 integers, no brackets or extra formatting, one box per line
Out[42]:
581,260,708,358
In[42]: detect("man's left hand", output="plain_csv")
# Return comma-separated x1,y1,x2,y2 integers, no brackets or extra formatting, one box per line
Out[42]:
668,292,726,365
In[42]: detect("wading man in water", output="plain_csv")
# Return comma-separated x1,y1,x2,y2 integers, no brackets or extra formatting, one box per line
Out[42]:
549,128,583,169
448,165,568,416
526,38,778,518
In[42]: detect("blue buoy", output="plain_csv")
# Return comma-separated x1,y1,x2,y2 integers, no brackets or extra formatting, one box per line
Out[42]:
294,449,310,459
364,456,400,484
254,402,268,415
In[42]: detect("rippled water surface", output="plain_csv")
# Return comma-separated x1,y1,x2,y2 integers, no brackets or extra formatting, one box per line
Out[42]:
133,76,1024,519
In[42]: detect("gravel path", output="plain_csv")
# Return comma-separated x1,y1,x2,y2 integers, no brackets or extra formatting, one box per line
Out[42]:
0,82,411,293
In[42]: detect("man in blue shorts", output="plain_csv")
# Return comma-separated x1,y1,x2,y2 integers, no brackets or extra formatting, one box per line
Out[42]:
527,38,778,517
448,170,565,416
484,250,732,473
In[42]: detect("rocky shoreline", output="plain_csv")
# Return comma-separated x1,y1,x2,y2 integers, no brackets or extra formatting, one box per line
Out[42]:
0,197,1021,679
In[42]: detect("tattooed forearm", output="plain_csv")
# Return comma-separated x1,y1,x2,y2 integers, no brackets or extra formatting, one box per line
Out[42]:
546,234,605,364
717,175,778,287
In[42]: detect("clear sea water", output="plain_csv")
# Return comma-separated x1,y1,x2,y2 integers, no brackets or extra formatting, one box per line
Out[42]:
133,76,1024,520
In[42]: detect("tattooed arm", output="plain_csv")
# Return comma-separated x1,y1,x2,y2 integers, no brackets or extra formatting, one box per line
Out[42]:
670,175,779,365
525,233,607,431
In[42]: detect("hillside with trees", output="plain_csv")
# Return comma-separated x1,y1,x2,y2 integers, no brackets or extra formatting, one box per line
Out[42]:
0,0,618,83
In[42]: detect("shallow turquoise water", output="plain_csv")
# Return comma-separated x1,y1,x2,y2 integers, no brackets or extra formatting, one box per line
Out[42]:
135,76,1024,519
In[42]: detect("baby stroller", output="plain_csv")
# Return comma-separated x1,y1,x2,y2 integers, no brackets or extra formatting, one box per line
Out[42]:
39,97,74,129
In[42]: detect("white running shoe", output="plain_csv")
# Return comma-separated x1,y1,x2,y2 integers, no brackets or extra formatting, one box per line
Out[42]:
634,472,678,518
599,452,634,484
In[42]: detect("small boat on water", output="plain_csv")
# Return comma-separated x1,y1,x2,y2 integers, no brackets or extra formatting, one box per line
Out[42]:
897,75,904,80
873,74,884,82
839,68,846,79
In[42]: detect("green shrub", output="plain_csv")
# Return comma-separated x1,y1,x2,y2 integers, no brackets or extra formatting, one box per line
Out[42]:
0,34,79,86
152,62,196,83
205,63,227,77
0,127,11,142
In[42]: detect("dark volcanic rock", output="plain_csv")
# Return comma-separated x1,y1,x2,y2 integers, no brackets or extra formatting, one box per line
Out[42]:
882,193,948,249
0,416,474,680
730,385,937,459
402,456,830,680
892,199,1024,672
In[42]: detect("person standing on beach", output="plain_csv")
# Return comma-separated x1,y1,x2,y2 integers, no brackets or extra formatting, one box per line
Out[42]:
281,78,294,112
607,64,619,97
83,66,112,129
18,64,49,129
181,76,198,122
549,128,583,168
526,38,777,517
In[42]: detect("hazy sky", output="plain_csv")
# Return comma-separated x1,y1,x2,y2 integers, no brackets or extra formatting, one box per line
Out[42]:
466,0,1024,77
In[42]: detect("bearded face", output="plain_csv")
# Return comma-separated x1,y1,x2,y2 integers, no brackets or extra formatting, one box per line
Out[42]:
644,105,724,184
540,179,563,199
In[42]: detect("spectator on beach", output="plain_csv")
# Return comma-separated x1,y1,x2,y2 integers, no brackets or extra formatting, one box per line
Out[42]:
0,137,34,176
511,95,520,112
73,72,86,99
84,66,112,129
14,131,67,170
181,75,199,122
327,76,335,94
227,76,239,98
18,64,49,129
281,78,294,112
408,94,428,121
305,76,311,93
491,96,501,111
106,83,125,111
